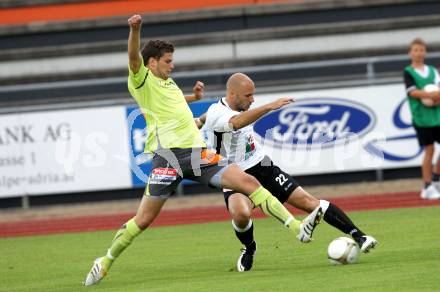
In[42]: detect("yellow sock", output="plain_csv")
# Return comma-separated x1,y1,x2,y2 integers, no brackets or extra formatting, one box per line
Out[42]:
250,187,300,233
249,186,270,206
101,218,142,271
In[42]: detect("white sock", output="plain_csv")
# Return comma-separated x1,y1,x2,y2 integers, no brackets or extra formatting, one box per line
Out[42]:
106,249,115,260
232,219,253,233
319,200,330,215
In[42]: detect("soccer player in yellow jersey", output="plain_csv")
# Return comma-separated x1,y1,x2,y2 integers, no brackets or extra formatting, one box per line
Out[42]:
84,14,323,286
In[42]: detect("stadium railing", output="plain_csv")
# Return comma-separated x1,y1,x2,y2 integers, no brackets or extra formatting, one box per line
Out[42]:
2,51,440,111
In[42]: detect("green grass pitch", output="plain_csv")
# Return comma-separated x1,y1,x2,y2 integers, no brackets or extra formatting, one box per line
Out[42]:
1,206,439,291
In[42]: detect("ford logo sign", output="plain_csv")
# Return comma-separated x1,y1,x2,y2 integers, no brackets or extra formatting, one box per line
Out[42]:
254,98,376,149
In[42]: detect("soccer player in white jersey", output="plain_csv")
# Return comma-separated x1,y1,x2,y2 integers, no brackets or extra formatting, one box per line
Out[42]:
197,73,378,272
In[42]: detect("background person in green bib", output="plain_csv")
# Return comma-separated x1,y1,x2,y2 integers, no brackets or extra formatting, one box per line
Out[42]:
404,38,440,200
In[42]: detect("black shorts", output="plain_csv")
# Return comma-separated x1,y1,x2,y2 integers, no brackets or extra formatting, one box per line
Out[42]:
223,156,300,208
414,126,440,146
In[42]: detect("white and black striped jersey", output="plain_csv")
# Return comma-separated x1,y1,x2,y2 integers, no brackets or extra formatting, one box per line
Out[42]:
201,97,265,170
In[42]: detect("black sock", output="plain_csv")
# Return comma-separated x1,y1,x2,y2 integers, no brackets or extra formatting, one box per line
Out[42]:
323,203,365,241
233,220,254,247
425,182,431,189
432,173,440,182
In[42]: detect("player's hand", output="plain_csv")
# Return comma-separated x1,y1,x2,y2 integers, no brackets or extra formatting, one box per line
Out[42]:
429,91,440,101
128,14,142,30
193,81,205,100
268,97,295,110
194,117,204,129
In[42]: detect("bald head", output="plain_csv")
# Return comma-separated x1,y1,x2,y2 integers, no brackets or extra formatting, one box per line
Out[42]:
225,73,255,111
226,73,254,94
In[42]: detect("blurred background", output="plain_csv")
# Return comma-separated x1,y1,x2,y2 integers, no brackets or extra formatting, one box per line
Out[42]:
1,0,439,210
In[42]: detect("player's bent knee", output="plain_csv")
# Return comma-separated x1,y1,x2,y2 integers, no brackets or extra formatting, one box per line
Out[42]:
233,216,251,229
135,213,157,229
229,201,252,227
230,208,252,224
231,209,251,229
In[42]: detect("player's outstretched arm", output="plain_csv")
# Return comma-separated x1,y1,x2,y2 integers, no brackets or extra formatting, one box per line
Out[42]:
128,14,143,74
229,97,294,130
409,89,429,99
185,81,204,103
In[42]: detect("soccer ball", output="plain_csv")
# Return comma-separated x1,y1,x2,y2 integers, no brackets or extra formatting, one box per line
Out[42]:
424,84,439,92
422,84,439,107
327,237,359,265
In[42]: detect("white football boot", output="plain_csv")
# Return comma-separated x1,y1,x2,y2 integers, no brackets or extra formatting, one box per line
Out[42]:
297,206,323,243
420,184,440,200
84,257,107,286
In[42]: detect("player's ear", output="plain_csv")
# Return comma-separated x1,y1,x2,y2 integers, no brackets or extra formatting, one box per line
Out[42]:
147,57,157,68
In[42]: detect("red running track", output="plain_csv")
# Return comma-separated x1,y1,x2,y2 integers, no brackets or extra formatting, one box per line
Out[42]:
1,191,440,238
